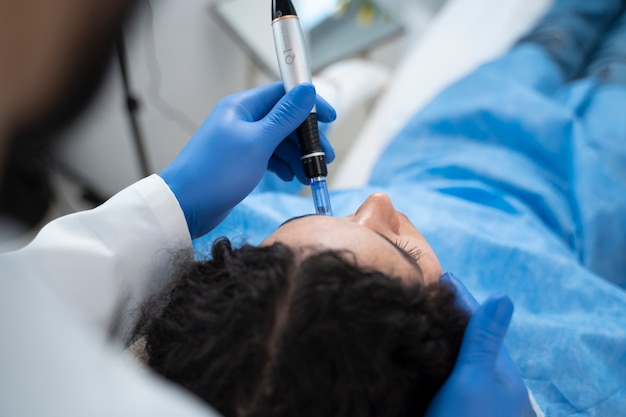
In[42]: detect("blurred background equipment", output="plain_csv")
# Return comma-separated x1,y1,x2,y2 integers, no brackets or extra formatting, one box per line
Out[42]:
0,0,450,250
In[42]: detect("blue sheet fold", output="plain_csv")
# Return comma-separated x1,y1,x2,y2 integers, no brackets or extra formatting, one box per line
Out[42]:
195,43,626,415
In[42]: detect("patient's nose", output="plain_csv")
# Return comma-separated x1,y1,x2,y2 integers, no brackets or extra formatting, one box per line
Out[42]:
353,193,400,234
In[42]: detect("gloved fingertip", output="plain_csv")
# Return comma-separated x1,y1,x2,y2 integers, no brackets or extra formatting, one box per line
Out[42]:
329,107,337,121
321,137,336,163
291,82,316,99
456,293,515,368
482,294,514,325
316,96,337,122
268,160,294,182
296,171,308,185
284,159,307,184
440,272,480,313
439,272,454,283
278,170,294,182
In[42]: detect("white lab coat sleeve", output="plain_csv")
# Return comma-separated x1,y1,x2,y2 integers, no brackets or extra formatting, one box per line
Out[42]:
2,174,193,339
0,174,222,417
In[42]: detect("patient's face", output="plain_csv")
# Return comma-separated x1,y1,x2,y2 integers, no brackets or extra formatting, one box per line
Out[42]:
262,193,442,284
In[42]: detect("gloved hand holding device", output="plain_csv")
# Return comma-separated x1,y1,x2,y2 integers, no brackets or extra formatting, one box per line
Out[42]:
426,273,531,417
160,82,336,238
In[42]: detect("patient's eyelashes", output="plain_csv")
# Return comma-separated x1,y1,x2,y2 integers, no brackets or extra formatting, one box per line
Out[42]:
393,239,422,261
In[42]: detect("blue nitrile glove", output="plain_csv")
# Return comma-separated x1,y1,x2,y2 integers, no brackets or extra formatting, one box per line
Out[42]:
426,273,531,417
159,82,336,238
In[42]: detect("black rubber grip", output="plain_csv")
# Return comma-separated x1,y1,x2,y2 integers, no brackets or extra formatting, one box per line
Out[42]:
296,113,322,154
296,113,328,178
302,154,327,178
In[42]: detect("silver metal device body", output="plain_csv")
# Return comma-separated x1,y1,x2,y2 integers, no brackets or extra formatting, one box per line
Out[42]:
272,9,331,215
271,16,316,111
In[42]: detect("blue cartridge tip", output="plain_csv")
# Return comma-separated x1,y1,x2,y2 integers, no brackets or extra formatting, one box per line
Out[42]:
310,177,333,216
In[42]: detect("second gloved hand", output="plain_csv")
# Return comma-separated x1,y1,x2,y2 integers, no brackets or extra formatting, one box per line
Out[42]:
426,273,532,417
160,82,336,238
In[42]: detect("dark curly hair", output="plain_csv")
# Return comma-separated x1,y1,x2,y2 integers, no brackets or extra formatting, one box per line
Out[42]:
133,238,469,417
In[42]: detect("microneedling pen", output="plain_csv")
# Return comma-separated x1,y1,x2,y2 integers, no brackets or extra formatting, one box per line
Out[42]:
271,0,333,216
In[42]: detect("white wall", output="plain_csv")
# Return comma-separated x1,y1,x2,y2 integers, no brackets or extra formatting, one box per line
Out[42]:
51,0,452,206
54,0,249,199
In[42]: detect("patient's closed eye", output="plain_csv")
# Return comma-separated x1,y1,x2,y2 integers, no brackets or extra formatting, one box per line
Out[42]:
393,239,422,261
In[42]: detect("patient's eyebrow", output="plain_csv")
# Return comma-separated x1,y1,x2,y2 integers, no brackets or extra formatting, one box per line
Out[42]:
277,213,318,229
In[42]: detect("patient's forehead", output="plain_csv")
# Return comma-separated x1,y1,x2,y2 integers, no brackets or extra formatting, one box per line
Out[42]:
262,215,424,283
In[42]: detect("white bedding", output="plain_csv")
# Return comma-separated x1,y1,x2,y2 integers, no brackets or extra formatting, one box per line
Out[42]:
332,0,552,189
